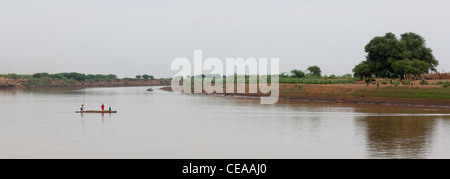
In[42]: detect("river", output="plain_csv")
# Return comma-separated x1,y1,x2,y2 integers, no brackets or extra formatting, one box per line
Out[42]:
1,86,449,158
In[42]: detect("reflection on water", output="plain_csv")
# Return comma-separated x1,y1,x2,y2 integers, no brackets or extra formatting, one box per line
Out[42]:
356,116,435,159
278,100,450,158
0,87,449,158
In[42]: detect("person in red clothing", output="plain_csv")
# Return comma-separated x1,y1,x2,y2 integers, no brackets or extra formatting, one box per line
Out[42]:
101,103,105,111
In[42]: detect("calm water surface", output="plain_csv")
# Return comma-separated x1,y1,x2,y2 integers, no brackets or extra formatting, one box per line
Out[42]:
1,86,449,158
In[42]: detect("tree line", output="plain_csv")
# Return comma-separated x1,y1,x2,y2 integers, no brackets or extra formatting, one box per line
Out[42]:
0,72,155,81
33,72,118,81
135,74,154,80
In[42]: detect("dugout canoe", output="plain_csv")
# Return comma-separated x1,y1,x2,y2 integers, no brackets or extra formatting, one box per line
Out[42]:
75,110,117,114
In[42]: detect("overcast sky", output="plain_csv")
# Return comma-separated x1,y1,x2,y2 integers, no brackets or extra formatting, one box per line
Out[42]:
0,0,449,78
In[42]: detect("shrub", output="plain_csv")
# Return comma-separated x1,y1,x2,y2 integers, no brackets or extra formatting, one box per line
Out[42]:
33,72,49,78
393,81,400,86
50,73,64,79
278,75,356,84
419,80,429,85
444,83,449,88
62,77,75,84
403,80,411,85
381,81,388,85
329,74,338,79
371,81,377,85
5,73,19,79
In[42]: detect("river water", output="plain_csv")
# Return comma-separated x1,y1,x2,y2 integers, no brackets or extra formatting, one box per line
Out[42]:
1,86,449,159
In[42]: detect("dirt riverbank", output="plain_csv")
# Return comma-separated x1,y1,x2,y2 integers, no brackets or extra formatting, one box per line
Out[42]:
161,83,450,108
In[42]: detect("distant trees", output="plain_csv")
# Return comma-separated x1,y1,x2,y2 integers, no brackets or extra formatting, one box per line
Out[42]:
30,72,118,81
2,72,160,82
141,74,154,80
0,73,32,79
307,65,321,77
134,74,154,80
288,66,321,78
290,69,305,78
107,74,117,80
353,32,438,79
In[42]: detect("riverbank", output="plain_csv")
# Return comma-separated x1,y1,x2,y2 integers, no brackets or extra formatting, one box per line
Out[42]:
0,78,170,89
161,83,450,107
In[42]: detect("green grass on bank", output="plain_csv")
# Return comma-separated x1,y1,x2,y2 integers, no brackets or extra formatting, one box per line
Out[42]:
351,86,450,99
178,74,356,86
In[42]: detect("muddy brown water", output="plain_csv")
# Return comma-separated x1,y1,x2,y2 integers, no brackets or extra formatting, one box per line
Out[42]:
0,87,449,158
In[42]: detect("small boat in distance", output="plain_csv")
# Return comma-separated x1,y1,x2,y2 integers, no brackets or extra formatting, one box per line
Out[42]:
76,110,117,114
77,98,116,113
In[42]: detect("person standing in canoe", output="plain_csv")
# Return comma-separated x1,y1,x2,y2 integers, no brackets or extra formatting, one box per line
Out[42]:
109,106,111,112
101,104,105,111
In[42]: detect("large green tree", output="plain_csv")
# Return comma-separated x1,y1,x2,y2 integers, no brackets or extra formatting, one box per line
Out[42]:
353,32,437,79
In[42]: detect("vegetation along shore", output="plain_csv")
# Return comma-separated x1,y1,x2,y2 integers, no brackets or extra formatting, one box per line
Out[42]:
0,72,170,89
163,32,449,107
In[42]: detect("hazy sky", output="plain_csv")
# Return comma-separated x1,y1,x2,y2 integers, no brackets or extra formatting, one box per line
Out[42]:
1,0,449,78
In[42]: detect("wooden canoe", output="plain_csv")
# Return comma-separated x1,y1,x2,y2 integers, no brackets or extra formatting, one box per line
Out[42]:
76,110,117,114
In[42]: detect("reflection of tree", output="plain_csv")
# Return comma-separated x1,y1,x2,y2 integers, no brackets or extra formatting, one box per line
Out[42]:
356,116,436,159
